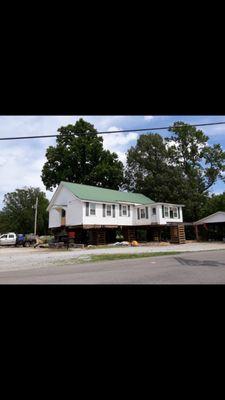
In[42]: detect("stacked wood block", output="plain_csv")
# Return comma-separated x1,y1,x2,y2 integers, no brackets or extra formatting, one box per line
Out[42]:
152,229,160,242
127,227,136,242
122,227,136,242
91,229,106,245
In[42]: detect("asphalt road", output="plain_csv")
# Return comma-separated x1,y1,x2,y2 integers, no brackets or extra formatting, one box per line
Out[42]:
1,250,225,284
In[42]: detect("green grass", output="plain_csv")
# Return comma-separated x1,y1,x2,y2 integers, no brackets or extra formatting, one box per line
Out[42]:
87,251,182,263
52,251,183,266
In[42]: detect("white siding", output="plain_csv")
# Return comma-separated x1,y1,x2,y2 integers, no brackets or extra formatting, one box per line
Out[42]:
48,186,83,228
49,208,61,228
133,204,183,225
52,185,75,205
158,204,183,224
67,198,83,226
48,184,184,228
83,202,134,226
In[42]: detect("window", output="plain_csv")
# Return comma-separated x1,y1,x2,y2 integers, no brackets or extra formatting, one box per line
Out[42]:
112,204,115,218
128,205,130,217
103,204,106,217
137,208,140,220
1,235,7,238
122,205,127,216
173,207,178,218
152,207,156,216
141,208,145,219
90,203,96,215
145,207,149,219
9,234,14,238
61,209,66,218
119,204,122,216
169,207,178,219
165,207,169,218
178,207,180,219
86,202,89,216
162,205,164,218
107,205,111,216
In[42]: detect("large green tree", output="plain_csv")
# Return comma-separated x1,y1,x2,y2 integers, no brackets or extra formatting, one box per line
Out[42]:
200,192,225,219
0,187,49,235
125,133,184,202
41,118,124,191
125,122,225,221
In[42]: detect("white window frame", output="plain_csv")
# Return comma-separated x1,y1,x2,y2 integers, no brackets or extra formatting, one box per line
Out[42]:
165,206,169,218
90,203,96,216
122,205,127,216
106,204,112,216
173,207,178,218
169,206,178,219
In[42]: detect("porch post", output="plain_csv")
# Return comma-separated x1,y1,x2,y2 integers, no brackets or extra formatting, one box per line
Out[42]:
195,224,199,241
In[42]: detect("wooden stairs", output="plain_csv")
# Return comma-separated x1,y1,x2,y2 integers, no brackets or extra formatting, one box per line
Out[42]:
170,224,186,244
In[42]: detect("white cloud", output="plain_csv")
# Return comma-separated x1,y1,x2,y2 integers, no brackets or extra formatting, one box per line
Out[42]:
1,115,225,208
0,117,140,208
100,126,138,166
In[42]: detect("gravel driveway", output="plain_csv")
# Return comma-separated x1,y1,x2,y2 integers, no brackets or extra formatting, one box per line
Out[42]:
0,242,225,272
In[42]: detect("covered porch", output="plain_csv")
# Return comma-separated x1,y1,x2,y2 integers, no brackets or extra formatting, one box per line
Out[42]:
51,223,186,246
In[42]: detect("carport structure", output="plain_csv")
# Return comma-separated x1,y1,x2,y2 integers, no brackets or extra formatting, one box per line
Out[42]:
194,212,225,241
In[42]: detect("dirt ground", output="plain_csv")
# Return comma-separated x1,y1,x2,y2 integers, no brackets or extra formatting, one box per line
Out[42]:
0,241,225,272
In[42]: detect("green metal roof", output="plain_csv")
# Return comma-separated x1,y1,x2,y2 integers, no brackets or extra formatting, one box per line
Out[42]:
62,181,154,205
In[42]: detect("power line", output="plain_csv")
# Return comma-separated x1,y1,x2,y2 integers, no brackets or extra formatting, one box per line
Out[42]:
0,121,225,141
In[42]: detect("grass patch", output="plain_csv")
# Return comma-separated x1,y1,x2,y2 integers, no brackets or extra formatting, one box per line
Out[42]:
52,251,183,266
87,251,182,263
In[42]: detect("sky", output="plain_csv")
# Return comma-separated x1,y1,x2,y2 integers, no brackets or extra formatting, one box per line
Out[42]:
0,115,225,209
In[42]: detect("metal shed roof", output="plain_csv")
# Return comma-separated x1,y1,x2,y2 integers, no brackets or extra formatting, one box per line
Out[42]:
194,211,225,225
62,181,154,205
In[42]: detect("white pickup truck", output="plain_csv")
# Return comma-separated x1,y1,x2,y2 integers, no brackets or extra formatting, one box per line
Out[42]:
0,232,17,246
0,233,38,247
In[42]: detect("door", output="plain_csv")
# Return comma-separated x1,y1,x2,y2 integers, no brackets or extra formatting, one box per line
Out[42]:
8,233,16,245
61,209,66,226
0,234,9,245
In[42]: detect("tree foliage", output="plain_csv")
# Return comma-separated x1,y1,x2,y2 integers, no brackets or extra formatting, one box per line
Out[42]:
125,122,225,221
41,118,124,191
200,192,225,219
0,187,49,235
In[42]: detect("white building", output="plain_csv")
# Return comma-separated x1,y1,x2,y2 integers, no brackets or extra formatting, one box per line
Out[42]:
47,181,185,244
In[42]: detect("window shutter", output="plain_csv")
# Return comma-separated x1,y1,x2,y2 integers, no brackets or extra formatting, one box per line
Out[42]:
112,204,115,218
162,205,164,218
86,202,89,216
103,204,106,217
137,209,140,220
145,207,148,219
128,205,130,217
119,204,122,216
178,207,180,219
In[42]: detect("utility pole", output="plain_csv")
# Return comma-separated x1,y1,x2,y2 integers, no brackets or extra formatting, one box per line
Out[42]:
34,197,38,235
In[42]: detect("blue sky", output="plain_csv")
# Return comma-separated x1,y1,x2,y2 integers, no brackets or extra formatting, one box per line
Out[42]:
0,115,225,209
